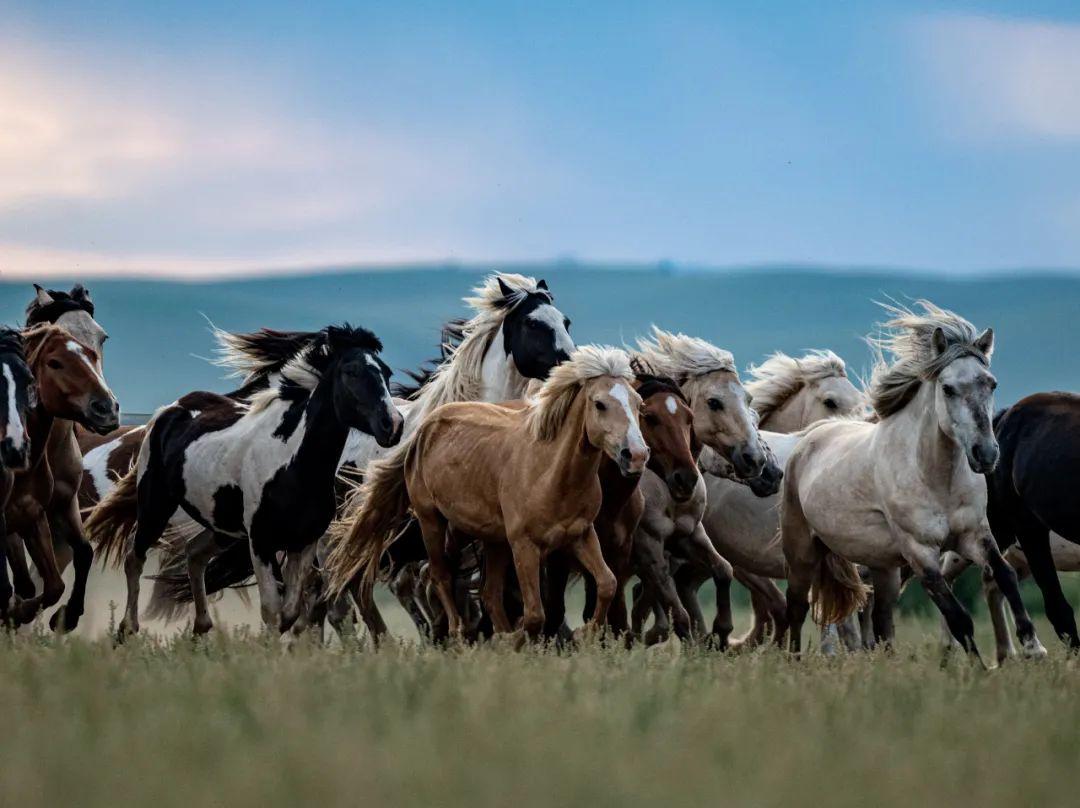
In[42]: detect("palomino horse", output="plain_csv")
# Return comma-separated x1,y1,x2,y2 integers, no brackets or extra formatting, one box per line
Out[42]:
779,301,1044,663
24,284,113,631
628,328,768,645
85,325,403,638
327,346,648,640
6,324,119,625
0,330,36,619
137,272,575,635
678,350,865,647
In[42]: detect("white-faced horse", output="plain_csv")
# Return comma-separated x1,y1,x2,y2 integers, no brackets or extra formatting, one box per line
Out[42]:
779,301,1044,663
86,324,403,638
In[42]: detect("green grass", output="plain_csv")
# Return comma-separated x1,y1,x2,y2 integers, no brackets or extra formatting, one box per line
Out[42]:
1,621,1077,808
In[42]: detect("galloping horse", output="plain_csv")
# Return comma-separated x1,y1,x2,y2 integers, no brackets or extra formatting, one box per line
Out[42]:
327,346,648,640
0,330,36,619
139,272,575,634
779,301,1043,663
6,324,119,625
86,325,403,638
628,328,767,644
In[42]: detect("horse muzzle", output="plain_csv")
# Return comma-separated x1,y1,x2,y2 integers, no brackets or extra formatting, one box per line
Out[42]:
746,460,783,498
968,441,1000,475
665,467,699,502
374,409,405,449
617,445,649,478
730,441,767,479
84,397,120,435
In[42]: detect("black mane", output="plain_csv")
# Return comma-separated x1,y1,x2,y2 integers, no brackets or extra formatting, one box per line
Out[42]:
25,284,95,326
634,371,688,404
0,328,25,359
391,318,467,400
224,323,383,384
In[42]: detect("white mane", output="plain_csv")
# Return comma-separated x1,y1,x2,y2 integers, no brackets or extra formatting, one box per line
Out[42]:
527,345,633,441
634,326,736,382
746,350,849,423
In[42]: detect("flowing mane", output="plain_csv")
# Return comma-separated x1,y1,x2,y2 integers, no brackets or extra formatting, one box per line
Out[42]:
409,273,551,418
634,326,736,383
25,284,95,326
746,350,849,423
20,323,69,365
390,318,465,400
867,300,991,418
526,345,632,441
238,324,385,414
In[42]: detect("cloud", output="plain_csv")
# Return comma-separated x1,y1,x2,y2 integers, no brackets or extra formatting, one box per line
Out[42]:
0,40,557,277
912,13,1080,141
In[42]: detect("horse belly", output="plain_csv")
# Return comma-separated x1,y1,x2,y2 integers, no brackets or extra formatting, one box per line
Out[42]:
704,492,785,578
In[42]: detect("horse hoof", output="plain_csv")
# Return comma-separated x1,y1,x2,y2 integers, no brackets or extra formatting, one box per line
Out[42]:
1022,641,1048,660
193,617,214,636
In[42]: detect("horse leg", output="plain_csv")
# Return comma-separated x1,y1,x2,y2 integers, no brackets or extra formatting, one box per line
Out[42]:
977,535,1046,658
673,563,710,639
731,569,772,648
907,543,982,664
543,551,571,638
869,567,900,650
480,542,513,634
982,566,1017,665
416,509,463,637
388,563,431,641
5,534,35,600
13,513,65,625
280,542,318,634
779,485,816,655
48,498,93,632
185,530,229,635
0,513,11,621
570,526,616,629
508,539,545,640
678,523,734,646
632,527,691,639
249,544,282,631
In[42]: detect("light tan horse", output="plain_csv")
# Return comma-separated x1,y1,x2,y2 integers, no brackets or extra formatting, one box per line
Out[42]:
327,345,648,640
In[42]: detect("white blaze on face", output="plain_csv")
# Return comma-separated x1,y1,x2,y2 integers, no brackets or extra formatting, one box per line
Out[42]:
65,340,108,388
665,395,678,415
609,382,646,454
2,363,24,450
363,352,400,429
528,304,575,355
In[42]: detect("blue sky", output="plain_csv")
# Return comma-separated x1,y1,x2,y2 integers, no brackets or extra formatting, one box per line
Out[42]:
2,1,1079,277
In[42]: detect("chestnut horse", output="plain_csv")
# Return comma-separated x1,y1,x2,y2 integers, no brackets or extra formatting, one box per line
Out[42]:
328,345,648,640
6,324,119,625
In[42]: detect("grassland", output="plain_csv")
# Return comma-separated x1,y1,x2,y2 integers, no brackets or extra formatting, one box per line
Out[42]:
2,615,1077,808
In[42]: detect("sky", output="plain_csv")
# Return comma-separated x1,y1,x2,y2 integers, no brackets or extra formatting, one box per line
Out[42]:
2,0,1080,278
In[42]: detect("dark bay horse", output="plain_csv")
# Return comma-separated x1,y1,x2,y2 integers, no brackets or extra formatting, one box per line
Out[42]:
987,392,1080,652
0,330,36,620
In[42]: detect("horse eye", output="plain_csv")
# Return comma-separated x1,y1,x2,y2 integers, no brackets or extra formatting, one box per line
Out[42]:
707,398,723,412
47,359,63,370
594,400,607,412
942,385,956,398
823,399,838,410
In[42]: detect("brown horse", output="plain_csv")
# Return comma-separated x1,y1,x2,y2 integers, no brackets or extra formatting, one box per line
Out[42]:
328,345,648,640
543,371,699,638
6,324,119,625
0,330,36,619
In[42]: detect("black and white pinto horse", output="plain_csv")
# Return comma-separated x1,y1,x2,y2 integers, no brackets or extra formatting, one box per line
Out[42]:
146,273,575,637
86,324,403,638
0,329,36,618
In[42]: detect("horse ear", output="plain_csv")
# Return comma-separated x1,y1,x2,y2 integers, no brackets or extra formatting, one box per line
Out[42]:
497,277,514,300
34,285,54,306
931,327,948,357
71,284,91,303
536,279,549,291
975,327,994,359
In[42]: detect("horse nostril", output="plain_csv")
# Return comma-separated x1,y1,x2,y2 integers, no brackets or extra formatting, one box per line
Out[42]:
620,448,633,462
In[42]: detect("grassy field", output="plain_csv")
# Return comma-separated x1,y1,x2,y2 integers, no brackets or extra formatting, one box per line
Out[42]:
2,617,1077,808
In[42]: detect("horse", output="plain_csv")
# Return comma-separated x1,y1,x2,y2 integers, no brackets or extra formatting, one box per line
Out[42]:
6,284,113,631
139,272,576,636
677,350,866,648
85,324,403,638
972,392,1080,656
326,345,648,641
0,330,36,619
627,328,768,645
5,324,119,625
778,300,1044,663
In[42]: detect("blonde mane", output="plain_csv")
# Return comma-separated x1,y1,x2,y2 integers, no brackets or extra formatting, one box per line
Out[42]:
746,350,849,423
526,345,633,441
867,300,991,418
634,326,736,382
21,323,66,367
408,273,550,420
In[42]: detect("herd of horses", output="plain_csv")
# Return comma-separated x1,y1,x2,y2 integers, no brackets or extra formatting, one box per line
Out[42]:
1,274,1078,667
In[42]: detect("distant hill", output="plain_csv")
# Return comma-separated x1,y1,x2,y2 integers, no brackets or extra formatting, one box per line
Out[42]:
2,264,1077,414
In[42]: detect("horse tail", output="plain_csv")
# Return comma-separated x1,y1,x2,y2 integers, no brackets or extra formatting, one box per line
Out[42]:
146,534,254,622
811,551,869,626
325,430,420,598
85,465,139,568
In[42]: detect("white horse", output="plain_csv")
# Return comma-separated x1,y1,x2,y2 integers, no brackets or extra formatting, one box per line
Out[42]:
684,351,865,647
779,300,1045,663
628,328,767,645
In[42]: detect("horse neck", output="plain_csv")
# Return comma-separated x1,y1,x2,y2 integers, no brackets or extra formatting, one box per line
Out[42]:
479,325,527,402
25,406,55,469
544,392,603,491
599,457,637,514
287,376,351,486
884,382,965,488
760,389,806,433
